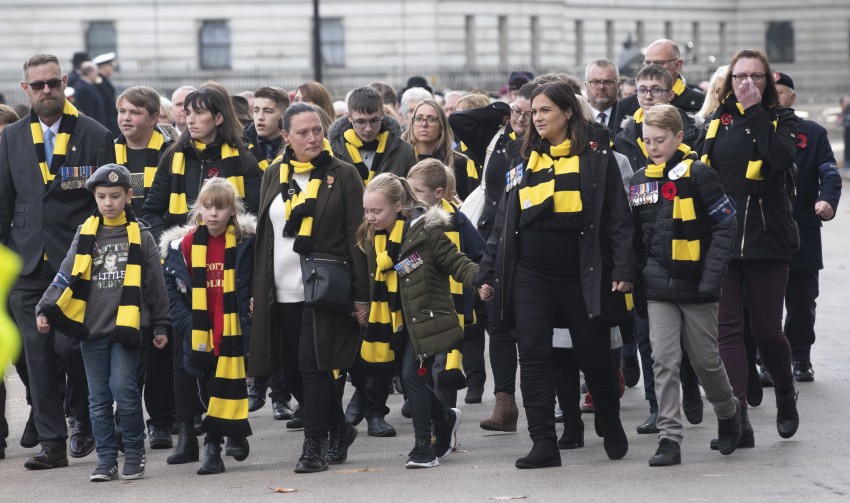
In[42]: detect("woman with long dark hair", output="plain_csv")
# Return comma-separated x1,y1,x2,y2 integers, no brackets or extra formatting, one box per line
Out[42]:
478,82,635,469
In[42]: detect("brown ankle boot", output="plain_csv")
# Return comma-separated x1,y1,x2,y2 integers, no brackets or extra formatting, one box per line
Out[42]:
479,392,519,432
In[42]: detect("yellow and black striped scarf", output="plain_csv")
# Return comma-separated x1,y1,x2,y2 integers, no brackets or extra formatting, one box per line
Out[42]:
646,144,702,277
440,199,470,387
246,136,282,172
30,100,79,187
167,140,246,221
633,108,648,159
459,141,481,185
190,223,251,438
700,94,778,195
280,139,334,254
361,217,405,374
671,76,687,100
344,127,389,184
115,129,167,197
518,138,582,229
41,208,143,341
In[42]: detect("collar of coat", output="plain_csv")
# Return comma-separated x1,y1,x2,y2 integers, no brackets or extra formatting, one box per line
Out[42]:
159,213,257,259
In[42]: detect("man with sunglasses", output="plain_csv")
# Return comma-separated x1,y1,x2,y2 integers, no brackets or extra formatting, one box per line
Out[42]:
614,39,705,133
0,53,115,470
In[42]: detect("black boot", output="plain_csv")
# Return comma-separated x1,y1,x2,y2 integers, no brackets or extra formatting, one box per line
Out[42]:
325,423,357,465
776,387,799,439
294,437,328,473
557,419,584,450
197,440,225,475
224,436,249,462
166,422,199,465
716,399,742,455
596,416,628,460
515,440,561,469
711,403,754,450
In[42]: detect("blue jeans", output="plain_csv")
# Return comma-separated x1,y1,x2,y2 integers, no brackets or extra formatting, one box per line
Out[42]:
81,337,145,462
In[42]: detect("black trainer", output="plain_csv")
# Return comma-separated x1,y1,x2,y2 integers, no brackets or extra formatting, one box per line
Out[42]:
433,408,461,459
648,438,681,467
792,361,814,382
90,460,119,482
406,440,438,469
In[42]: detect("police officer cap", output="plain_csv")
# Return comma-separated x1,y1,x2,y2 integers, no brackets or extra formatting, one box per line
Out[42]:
773,72,794,90
86,164,131,191
92,52,116,66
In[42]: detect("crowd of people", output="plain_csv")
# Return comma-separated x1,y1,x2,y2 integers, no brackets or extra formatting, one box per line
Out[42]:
0,38,842,481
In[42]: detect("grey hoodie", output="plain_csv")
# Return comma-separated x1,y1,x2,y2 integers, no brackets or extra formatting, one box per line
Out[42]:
37,217,171,340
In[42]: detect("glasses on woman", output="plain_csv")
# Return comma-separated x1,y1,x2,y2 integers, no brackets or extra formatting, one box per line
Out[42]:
636,87,671,98
510,108,531,120
732,73,766,83
412,115,439,126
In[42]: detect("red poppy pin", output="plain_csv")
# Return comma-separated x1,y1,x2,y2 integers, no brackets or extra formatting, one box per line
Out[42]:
661,181,677,201
207,167,220,178
590,141,598,151
720,114,733,126
326,175,335,187
796,133,807,149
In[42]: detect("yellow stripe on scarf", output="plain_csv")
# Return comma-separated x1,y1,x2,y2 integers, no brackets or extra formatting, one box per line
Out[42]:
31,100,79,185
115,130,165,189
343,128,389,185
519,140,582,214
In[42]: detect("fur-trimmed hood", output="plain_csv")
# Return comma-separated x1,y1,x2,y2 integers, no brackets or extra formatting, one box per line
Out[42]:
328,114,404,144
409,204,452,231
159,213,257,258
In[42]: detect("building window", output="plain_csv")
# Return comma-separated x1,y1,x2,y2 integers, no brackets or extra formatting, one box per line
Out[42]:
766,21,794,63
636,21,645,48
575,20,584,66
320,18,345,68
664,21,673,41
531,16,540,67
719,22,727,62
606,20,615,61
465,16,476,66
85,21,116,59
499,16,509,66
199,20,231,70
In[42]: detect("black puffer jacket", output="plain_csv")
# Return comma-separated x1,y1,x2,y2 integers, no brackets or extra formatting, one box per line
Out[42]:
614,82,705,133
631,161,736,314
614,109,698,172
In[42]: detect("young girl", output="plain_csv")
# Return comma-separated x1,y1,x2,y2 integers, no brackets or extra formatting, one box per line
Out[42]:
358,173,479,468
160,177,255,475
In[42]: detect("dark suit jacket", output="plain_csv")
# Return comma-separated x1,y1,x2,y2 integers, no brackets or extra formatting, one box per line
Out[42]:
0,113,115,275
73,79,108,127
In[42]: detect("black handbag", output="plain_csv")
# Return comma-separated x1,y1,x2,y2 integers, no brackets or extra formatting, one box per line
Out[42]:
300,253,355,315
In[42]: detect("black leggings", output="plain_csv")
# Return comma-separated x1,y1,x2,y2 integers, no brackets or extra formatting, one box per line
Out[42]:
298,306,346,439
398,332,448,443
513,264,620,443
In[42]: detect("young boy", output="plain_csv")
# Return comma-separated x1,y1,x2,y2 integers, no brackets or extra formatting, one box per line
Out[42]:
244,86,289,172
629,104,740,466
36,164,171,481
407,159,486,408
615,64,698,172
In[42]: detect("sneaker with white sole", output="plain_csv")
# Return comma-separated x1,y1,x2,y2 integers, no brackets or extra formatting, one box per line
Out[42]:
433,408,461,459
121,449,146,480
406,440,438,469
90,460,119,482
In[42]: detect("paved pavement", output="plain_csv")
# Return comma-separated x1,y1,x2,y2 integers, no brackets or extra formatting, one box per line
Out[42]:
2,175,849,503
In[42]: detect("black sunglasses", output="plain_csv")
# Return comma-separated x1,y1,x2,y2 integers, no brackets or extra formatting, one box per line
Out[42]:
26,78,62,91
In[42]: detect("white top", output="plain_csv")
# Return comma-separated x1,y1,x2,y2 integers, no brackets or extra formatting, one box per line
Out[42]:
269,172,310,303
589,106,613,125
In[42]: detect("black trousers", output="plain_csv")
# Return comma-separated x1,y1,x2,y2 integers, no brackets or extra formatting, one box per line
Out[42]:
783,270,819,361
552,348,581,424
513,264,620,443
136,325,175,427
462,306,487,391
10,264,90,448
398,332,448,442
485,299,518,395
346,367,391,419
298,306,345,439
252,302,305,405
